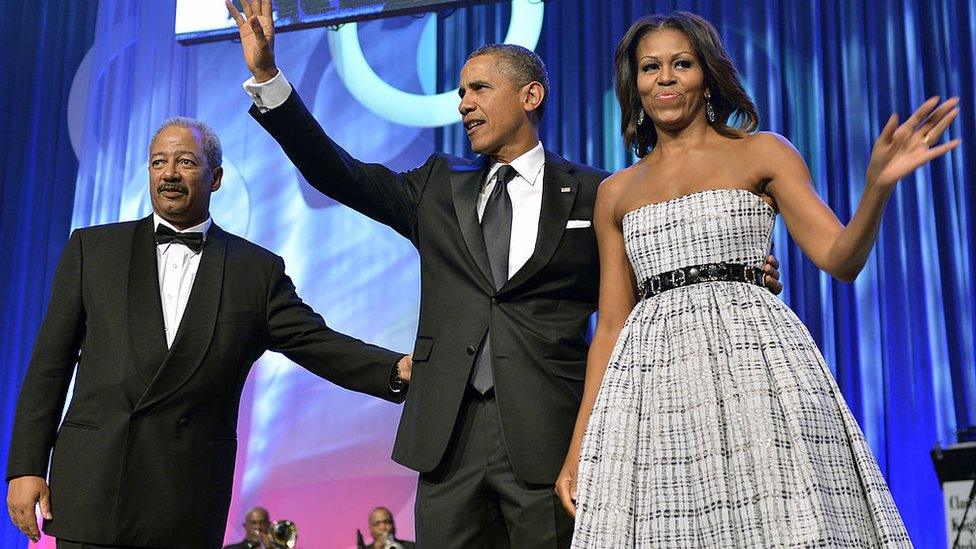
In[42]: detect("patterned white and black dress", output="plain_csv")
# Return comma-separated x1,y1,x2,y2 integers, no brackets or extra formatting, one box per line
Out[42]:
573,189,911,547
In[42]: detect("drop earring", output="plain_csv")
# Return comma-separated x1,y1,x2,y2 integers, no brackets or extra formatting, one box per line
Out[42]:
705,94,716,123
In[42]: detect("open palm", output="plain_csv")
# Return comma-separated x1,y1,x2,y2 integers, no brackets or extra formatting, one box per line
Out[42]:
226,0,277,81
867,96,960,189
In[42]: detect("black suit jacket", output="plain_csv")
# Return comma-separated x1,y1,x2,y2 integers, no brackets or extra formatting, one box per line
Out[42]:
6,217,403,548
252,91,609,484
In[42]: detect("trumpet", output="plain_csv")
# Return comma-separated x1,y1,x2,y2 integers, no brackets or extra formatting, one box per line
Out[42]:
382,533,404,549
269,519,297,548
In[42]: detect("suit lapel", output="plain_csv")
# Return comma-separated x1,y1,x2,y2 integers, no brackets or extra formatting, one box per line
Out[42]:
502,151,578,292
127,216,169,386
450,156,494,287
134,224,227,413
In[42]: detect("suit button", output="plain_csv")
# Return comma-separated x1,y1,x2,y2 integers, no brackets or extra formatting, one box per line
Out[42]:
178,418,189,428
466,346,476,355
491,297,498,305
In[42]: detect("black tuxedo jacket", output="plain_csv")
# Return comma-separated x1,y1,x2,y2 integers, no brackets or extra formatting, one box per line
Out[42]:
6,217,403,548
252,91,609,484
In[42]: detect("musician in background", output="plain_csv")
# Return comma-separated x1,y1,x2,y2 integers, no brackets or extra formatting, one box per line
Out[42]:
360,507,414,549
223,506,271,549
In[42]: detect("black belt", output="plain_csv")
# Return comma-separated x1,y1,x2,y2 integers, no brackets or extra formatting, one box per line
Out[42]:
638,262,765,299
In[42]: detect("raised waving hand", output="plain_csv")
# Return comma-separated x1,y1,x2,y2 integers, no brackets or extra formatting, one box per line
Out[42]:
226,0,279,82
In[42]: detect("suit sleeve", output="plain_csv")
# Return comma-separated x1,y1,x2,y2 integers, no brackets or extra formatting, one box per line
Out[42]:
6,230,86,481
265,256,404,403
250,88,437,241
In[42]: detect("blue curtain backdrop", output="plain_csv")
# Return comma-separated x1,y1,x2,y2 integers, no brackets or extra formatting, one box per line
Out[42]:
0,0,973,547
0,0,98,547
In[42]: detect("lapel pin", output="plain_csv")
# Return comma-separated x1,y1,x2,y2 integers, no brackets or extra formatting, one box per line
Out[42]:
560,187,572,193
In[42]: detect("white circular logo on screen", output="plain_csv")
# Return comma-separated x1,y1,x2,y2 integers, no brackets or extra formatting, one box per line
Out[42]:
327,0,545,128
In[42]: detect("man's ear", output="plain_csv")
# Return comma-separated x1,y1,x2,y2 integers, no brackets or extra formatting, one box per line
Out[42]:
523,81,545,115
211,166,224,192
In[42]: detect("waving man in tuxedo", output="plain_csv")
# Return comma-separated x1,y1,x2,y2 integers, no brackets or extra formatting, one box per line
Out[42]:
228,1,781,546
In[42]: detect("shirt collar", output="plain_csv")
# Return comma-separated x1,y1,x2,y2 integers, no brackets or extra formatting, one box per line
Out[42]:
486,141,545,186
152,213,213,240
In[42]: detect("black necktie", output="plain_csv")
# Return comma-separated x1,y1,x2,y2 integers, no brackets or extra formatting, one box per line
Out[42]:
482,164,517,288
471,164,518,394
155,224,204,252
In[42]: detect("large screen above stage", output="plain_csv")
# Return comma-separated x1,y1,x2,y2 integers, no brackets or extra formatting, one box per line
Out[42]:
176,0,494,43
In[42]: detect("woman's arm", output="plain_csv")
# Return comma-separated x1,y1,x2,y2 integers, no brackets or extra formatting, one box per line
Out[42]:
555,171,638,516
761,97,959,282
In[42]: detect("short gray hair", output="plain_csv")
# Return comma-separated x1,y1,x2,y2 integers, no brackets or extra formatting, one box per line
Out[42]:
150,117,222,169
468,44,550,121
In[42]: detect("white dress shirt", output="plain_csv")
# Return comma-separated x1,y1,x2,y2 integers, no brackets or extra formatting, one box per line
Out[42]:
153,214,212,347
243,71,547,281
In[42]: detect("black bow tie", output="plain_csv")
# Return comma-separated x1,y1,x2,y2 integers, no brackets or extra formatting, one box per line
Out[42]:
155,224,204,252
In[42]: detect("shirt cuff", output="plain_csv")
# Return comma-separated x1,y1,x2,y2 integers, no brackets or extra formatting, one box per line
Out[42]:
242,70,292,113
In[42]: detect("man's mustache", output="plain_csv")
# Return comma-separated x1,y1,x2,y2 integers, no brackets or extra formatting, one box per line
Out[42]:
157,183,188,194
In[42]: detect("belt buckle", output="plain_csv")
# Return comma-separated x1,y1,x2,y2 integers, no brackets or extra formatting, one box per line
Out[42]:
650,275,662,295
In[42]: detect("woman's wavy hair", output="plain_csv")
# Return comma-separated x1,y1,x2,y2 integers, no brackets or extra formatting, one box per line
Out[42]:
616,12,759,157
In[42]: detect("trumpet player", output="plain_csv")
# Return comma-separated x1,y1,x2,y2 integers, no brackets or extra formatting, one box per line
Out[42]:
224,507,272,549
366,507,414,549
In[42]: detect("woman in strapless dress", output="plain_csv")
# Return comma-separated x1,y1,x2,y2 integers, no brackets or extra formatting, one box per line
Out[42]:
555,11,959,548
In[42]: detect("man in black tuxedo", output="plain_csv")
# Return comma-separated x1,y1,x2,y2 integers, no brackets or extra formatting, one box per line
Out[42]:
5,117,409,548
228,2,780,546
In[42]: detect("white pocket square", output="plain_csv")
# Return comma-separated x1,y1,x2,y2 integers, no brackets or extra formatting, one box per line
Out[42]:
566,220,592,229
